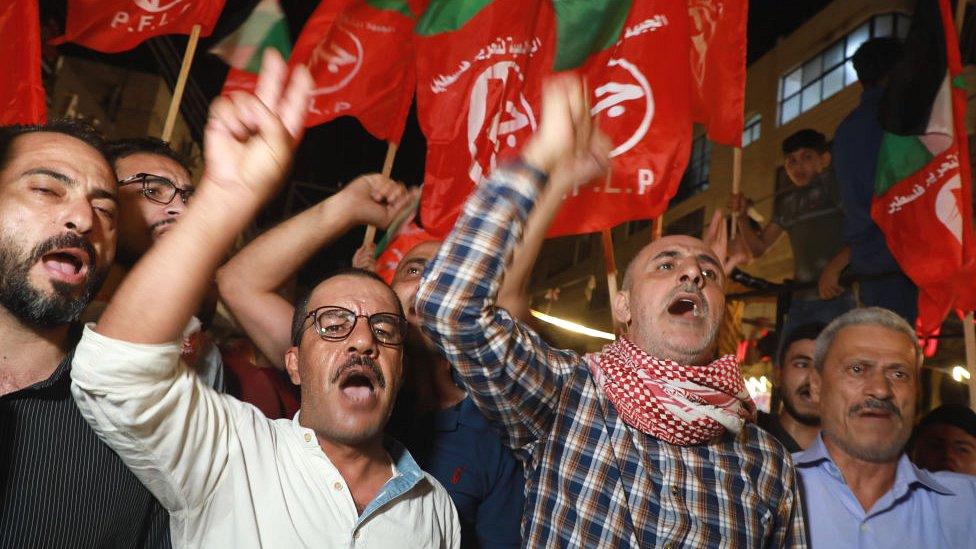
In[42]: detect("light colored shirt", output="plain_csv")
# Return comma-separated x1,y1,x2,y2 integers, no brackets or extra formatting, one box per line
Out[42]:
794,434,976,549
70,326,460,548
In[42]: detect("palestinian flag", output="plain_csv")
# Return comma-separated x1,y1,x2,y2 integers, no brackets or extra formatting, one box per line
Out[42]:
870,0,976,334
212,0,291,94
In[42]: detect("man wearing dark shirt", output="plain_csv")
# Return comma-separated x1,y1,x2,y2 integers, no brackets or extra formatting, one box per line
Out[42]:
757,322,825,452
733,130,853,338
831,37,917,324
0,121,169,547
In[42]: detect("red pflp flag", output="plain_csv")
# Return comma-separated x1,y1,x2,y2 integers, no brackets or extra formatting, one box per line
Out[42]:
415,0,549,237
870,0,976,333
548,0,693,236
1,1,46,125
417,0,694,238
52,0,224,53
290,0,416,143
687,0,747,147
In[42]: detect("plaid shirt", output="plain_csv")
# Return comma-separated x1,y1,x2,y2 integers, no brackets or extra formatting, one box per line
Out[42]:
417,166,807,548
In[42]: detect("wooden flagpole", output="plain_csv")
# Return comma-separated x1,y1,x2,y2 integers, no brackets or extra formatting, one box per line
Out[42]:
730,146,743,239
161,24,201,142
652,216,663,241
362,142,399,246
600,227,620,334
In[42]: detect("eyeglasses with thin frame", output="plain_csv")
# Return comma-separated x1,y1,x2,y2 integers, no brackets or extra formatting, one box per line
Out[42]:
298,305,407,346
118,173,194,205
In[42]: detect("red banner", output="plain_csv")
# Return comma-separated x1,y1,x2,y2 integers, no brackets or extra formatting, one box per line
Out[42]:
416,0,546,237
290,1,416,143
687,0,747,147
418,0,693,238
52,0,224,53
1,0,46,125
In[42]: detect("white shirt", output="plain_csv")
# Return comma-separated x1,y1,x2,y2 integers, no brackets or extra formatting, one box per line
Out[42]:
70,326,460,548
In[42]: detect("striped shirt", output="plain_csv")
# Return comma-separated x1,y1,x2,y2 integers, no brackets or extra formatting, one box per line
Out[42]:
416,166,808,548
0,352,170,548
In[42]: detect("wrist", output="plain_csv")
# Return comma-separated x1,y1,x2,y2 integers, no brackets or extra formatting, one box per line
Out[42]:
519,140,554,175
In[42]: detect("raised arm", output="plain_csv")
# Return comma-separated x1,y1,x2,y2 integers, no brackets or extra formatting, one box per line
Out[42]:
216,174,408,368
416,75,611,454
71,50,312,511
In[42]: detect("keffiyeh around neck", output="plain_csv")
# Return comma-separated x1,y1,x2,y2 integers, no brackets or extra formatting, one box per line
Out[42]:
585,337,756,446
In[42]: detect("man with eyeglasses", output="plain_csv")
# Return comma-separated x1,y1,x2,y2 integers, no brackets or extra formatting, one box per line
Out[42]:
69,50,458,547
91,137,225,390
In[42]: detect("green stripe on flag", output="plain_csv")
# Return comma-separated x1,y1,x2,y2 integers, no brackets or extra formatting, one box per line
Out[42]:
874,132,934,196
210,0,290,72
414,0,493,36
552,0,631,71
365,0,414,18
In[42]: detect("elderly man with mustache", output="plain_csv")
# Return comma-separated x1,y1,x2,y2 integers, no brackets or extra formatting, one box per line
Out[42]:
68,51,459,547
796,307,976,548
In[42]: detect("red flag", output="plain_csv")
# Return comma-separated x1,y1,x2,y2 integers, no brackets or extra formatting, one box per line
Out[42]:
52,0,224,53
417,0,694,238
551,0,693,236
415,0,550,237
687,0,747,147
870,0,976,333
1,1,46,125
290,0,416,143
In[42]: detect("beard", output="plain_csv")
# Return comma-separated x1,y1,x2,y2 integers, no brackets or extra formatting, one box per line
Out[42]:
781,386,820,426
0,231,106,329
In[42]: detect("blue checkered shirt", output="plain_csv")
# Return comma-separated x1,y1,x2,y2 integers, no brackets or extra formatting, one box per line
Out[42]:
417,166,808,548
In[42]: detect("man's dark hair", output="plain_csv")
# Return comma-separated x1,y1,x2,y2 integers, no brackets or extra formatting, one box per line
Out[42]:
916,404,976,439
781,129,828,155
290,267,404,346
0,119,107,172
105,137,192,174
777,322,827,367
852,37,904,88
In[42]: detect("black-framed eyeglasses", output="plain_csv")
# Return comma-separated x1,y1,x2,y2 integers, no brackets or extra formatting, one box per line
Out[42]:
298,306,406,346
118,173,194,205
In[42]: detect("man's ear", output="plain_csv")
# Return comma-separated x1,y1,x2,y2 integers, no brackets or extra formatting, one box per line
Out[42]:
612,289,632,325
284,346,302,386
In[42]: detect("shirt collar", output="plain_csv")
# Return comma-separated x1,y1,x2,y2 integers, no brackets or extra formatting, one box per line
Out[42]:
794,433,955,496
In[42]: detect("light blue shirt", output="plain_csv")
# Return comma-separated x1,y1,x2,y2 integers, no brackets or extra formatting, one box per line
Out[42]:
794,434,976,548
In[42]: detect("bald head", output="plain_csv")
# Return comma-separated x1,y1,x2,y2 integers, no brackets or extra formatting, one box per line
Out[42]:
614,235,726,365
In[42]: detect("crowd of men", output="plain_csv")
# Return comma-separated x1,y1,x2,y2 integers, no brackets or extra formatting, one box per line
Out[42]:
1,39,975,549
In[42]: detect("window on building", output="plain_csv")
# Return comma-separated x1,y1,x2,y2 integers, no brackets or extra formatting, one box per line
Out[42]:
675,134,711,202
778,13,911,125
664,207,706,239
742,114,761,147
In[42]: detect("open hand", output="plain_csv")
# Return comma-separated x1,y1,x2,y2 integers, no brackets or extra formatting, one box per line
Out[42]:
521,74,610,184
202,49,313,207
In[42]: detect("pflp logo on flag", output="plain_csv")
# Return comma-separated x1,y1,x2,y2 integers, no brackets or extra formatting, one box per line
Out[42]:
110,0,191,34
306,16,369,118
54,0,225,53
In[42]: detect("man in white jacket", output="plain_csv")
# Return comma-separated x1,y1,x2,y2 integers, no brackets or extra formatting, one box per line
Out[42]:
69,50,459,548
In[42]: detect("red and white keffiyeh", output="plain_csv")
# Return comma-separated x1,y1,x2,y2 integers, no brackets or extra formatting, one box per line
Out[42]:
585,337,756,446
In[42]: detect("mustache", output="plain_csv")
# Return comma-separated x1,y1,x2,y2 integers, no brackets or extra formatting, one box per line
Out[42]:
331,354,386,389
150,218,177,233
31,232,97,267
848,398,901,418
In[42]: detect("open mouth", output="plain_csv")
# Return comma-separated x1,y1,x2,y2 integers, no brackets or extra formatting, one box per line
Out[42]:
667,294,703,318
41,248,90,284
338,367,379,402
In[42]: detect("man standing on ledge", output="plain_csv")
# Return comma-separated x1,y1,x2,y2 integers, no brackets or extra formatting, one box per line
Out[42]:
417,74,805,547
